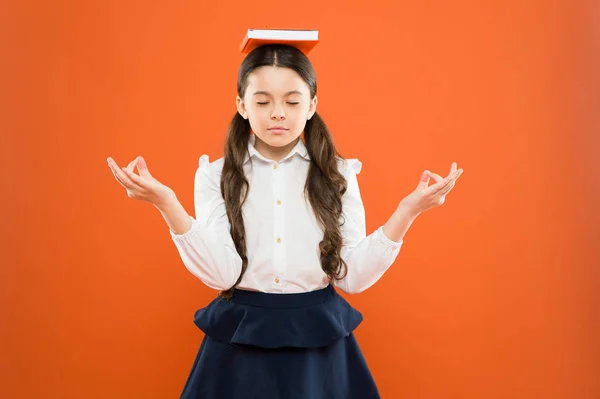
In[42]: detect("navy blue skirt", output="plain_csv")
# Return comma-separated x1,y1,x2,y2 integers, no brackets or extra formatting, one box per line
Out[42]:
180,284,381,399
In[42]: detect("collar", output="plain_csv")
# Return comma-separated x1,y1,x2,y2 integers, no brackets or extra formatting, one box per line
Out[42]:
244,134,310,164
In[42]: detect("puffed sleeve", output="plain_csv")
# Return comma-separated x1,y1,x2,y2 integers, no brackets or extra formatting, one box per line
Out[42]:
333,158,403,294
169,155,242,290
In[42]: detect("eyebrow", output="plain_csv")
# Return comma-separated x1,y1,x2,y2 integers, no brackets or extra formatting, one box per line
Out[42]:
252,90,303,96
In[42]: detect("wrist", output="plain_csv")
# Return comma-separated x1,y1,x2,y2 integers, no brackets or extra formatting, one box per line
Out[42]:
383,203,419,243
397,203,420,220
154,190,178,212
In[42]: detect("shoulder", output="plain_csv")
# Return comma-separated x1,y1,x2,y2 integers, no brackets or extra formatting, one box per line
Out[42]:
198,154,225,177
195,155,225,191
336,156,362,176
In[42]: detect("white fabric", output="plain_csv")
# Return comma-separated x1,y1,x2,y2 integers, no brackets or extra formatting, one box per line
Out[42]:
170,135,402,294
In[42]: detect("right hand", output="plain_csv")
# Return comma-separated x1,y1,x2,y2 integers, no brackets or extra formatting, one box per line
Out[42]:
398,162,463,217
107,156,175,209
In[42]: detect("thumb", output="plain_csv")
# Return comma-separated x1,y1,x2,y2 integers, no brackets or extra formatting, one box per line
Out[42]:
136,156,153,178
417,170,430,189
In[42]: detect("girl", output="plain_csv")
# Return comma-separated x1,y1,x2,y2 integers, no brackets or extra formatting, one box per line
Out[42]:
107,44,463,399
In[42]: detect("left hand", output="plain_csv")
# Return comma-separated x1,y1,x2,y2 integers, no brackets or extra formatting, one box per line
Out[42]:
399,162,464,217
107,156,176,209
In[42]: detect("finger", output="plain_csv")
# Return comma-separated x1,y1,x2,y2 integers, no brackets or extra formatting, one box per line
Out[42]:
126,157,140,173
443,169,462,188
424,174,453,196
455,168,463,180
122,167,147,188
438,169,463,196
417,170,431,189
119,167,144,190
136,156,153,179
108,163,129,189
451,168,463,182
449,162,457,176
107,159,130,187
108,159,143,190
424,167,463,198
112,166,137,190
439,180,456,197
429,172,444,183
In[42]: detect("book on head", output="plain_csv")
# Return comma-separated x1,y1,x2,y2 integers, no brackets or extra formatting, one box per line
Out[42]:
240,29,319,55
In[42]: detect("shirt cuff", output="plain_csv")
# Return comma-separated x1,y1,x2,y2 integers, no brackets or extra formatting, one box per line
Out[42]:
169,215,198,240
375,225,403,246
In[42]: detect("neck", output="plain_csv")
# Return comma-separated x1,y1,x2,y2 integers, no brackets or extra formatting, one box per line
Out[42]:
253,135,299,163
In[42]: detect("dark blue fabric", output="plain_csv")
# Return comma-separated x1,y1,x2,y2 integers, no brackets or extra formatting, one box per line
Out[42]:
193,284,363,349
180,285,381,399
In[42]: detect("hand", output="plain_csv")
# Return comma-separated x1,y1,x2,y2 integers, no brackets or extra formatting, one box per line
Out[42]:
107,156,176,209
399,162,464,217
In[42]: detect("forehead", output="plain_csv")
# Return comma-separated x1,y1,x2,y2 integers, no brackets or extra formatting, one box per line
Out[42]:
246,66,309,96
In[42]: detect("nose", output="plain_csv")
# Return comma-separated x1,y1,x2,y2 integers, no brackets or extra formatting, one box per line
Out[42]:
271,105,286,121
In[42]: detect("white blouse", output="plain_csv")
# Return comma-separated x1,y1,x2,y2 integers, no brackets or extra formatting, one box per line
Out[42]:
170,135,403,294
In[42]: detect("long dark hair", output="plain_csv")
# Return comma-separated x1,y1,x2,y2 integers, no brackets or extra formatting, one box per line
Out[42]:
219,44,348,300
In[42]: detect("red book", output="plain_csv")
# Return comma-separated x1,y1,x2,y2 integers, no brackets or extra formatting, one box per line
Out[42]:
240,29,319,55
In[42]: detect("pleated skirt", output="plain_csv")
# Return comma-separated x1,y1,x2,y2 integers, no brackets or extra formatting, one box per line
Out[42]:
180,284,381,399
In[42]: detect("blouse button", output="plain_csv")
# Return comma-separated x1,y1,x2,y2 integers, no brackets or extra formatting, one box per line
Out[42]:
273,164,278,170
276,237,281,243
275,277,280,284
276,200,282,205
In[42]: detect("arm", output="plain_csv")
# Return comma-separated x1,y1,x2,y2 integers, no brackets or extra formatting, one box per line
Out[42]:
169,155,243,290
382,205,418,243
155,194,193,235
334,160,464,294
107,154,242,290
333,159,404,294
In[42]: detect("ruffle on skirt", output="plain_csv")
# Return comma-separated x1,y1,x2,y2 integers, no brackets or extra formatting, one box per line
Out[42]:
181,285,381,399
193,284,363,349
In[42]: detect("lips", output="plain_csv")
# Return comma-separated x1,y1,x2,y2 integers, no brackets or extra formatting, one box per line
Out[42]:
268,127,288,135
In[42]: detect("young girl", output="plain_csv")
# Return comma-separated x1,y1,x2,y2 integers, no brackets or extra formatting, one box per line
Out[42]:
107,43,463,399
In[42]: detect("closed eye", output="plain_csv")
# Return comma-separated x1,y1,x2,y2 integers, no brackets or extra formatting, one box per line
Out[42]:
256,102,300,105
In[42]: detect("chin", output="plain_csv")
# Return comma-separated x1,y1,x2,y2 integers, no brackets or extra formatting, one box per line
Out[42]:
261,133,297,147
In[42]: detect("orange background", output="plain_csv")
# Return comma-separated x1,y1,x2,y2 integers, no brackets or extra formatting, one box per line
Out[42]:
2,0,599,398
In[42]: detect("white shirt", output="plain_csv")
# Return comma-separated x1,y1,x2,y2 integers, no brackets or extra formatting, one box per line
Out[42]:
170,135,403,294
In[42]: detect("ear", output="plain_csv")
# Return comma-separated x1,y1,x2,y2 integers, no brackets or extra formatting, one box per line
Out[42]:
236,96,248,119
307,95,318,120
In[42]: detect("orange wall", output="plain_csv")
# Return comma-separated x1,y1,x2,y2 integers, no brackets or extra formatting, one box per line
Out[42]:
2,0,599,398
